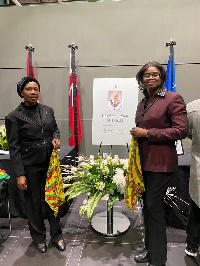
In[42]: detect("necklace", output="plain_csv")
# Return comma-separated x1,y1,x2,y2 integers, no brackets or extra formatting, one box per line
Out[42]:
147,97,153,104
147,88,160,104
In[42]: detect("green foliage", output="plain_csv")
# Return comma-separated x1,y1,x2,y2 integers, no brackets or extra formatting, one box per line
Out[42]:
86,190,105,220
0,125,8,151
66,181,91,200
63,154,128,220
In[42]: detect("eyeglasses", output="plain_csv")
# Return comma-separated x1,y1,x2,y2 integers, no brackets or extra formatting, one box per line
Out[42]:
143,73,161,79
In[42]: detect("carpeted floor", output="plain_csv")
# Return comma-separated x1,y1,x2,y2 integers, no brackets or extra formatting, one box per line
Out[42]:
0,195,199,266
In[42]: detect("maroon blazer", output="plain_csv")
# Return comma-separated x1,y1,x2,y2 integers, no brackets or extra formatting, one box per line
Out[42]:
135,91,187,172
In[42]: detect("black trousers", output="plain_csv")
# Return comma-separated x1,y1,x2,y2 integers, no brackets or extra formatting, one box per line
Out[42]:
23,163,62,244
142,170,173,265
186,199,200,247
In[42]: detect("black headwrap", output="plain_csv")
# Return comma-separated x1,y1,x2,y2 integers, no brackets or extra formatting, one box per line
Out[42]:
17,76,40,98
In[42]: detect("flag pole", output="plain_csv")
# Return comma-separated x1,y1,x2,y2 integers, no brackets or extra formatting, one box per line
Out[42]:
25,44,35,77
68,42,79,158
166,39,176,91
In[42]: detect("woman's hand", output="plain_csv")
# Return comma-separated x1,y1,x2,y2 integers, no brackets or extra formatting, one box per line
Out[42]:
17,175,27,190
130,127,148,138
52,139,60,149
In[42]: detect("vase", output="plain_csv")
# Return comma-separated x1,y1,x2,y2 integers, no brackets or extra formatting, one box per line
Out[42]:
90,201,130,236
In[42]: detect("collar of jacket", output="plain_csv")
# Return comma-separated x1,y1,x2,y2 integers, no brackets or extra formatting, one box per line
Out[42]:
141,85,167,103
16,102,47,127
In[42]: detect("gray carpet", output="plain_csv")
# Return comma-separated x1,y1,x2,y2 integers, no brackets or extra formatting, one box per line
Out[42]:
0,195,199,266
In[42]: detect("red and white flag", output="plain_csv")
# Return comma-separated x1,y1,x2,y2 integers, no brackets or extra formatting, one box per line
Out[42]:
69,49,82,149
27,51,36,78
26,49,39,101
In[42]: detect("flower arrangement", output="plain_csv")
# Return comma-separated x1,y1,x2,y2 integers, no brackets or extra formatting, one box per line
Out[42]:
0,125,8,151
64,154,128,220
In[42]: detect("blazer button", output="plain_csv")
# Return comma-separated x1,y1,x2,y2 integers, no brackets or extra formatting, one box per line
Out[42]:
41,129,44,132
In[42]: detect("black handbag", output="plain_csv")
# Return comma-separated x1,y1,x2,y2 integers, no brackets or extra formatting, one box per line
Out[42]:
164,187,191,229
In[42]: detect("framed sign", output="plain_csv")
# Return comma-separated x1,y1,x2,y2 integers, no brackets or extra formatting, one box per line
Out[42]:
92,78,139,145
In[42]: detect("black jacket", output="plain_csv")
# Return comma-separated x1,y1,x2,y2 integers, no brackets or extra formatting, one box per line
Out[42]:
5,102,60,178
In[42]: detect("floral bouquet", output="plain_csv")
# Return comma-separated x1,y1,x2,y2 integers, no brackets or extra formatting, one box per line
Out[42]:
0,125,8,151
64,154,128,220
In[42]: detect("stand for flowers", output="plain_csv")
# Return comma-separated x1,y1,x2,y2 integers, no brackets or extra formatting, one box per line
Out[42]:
91,201,130,236
0,150,9,155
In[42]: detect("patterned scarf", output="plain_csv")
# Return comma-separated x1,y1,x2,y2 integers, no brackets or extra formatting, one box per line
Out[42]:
124,137,144,211
45,149,65,217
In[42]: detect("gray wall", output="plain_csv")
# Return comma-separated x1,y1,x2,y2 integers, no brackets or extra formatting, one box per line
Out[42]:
0,0,198,157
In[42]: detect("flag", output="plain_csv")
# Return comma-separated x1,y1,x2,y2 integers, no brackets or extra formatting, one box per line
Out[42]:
26,48,39,101
165,52,176,92
69,49,82,148
0,169,10,183
124,137,144,212
27,51,36,78
165,50,184,155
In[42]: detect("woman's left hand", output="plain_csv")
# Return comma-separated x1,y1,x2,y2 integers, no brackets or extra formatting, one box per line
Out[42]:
52,139,60,149
130,127,148,138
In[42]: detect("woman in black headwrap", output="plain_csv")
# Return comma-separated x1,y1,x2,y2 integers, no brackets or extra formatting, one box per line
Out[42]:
5,77,66,253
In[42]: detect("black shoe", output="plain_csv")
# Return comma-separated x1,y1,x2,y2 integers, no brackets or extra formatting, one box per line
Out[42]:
134,248,149,262
53,239,66,252
185,242,198,257
35,242,47,253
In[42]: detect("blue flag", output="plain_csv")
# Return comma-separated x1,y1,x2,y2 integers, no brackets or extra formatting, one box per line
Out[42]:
165,51,183,154
165,53,176,92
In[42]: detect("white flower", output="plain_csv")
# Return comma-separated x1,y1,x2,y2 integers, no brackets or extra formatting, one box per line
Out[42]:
113,175,125,186
89,155,94,161
112,157,119,165
95,181,105,191
113,168,125,186
100,164,109,175
115,168,124,175
102,159,108,166
79,198,93,215
120,159,128,170
111,155,119,165
78,155,85,162
2,132,6,138
62,175,75,181
83,199,88,205
119,158,126,165
0,126,6,137
71,166,77,173
89,155,96,165
106,155,112,163
79,162,90,168
89,160,96,166
79,205,87,215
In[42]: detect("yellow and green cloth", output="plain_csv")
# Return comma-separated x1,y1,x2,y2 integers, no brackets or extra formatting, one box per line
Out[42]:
45,149,65,217
124,137,144,211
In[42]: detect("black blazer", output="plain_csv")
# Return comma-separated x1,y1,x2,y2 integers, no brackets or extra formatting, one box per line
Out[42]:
5,103,60,178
